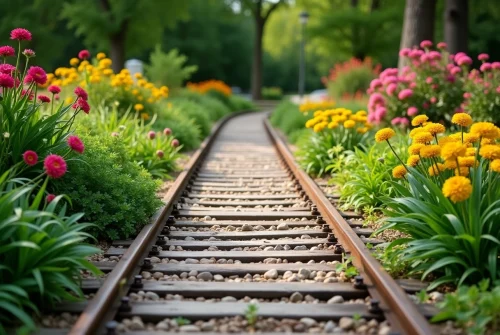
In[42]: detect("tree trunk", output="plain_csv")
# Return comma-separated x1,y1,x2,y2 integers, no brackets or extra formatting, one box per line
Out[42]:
110,34,126,73
398,0,437,69
444,0,468,54
251,17,264,100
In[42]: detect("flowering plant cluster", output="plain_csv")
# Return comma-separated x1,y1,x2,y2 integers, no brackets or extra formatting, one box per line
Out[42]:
323,57,381,100
187,79,232,96
298,100,335,114
375,113,500,288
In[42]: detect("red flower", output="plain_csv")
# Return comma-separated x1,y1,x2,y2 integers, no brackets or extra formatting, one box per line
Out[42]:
0,73,14,88
0,64,16,74
78,50,90,60
25,66,47,85
163,128,172,136
43,154,67,178
21,89,34,100
67,135,85,154
22,49,35,57
171,139,179,147
74,86,88,100
156,150,164,158
0,46,15,57
38,94,50,103
72,98,90,114
46,194,56,203
22,150,38,166
10,28,32,41
48,85,61,94
148,131,156,140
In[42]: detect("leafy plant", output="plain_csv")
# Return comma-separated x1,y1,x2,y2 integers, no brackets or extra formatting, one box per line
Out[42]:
174,317,191,326
335,254,359,278
415,290,430,303
145,45,198,90
244,303,259,328
0,173,101,333
261,86,283,100
174,89,231,121
53,133,162,240
270,100,309,138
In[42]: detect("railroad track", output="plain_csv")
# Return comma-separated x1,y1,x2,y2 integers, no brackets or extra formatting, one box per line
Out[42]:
47,111,438,334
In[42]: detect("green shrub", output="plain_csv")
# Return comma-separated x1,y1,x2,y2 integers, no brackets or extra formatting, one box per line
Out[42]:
227,95,255,111
0,174,101,332
153,109,201,151
262,87,283,100
53,134,162,240
174,90,231,121
167,99,212,137
144,45,198,90
270,100,309,137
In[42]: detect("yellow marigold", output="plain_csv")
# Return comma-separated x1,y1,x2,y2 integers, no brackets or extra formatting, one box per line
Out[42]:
451,113,473,127
424,122,446,135
470,122,499,139
314,111,323,117
409,127,425,138
449,133,462,141
491,159,500,172
328,121,338,129
103,69,113,76
134,103,144,111
407,155,420,167
375,128,395,142
344,120,356,128
438,136,460,146
305,119,316,128
97,52,106,60
356,110,367,116
466,147,476,156
442,176,472,203
313,122,326,132
428,163,445,176
408,143,425,155
479,145,500,160
441,142,466,160
70,58,79,66
463,133,479,144
413,131,434,144
481,138,495,145
392,165,407,179
99,58,112,68
411,115,429,127
444,159,458,170
356,127,368,134
458,156,477,168
141,113,150,120
455,167,470,177
420,145,441,158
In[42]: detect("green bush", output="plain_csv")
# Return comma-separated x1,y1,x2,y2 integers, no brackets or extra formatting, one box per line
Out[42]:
262,87,283,100
153,108,202,151
53,134,162,240
270,100,309,138
227,95,255,111
144,45,198,90
167,99,212,137
0,174,100,332
296,136,345,177
174,90,231,121
324,58,379,99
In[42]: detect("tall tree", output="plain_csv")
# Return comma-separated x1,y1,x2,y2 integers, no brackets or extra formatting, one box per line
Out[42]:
61,0,190,72
398,0,437,69
242,0,287,100
444,0,468,54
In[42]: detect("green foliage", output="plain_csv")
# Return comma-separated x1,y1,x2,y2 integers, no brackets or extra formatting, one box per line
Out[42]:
53,133,162,240
335,254,359,278
270,100,309,138
325,58,379,99
0,174,101,332
153,107,202,151
227,95,255,112
165,99,211,138
262,87,283,100
174,90,232,121
173,317,191,326
145,46,198,90
244,303,259,327
432,280,500,335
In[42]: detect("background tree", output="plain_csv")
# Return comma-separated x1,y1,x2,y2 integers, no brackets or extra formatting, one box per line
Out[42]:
60,0,190,72
444,0,468,54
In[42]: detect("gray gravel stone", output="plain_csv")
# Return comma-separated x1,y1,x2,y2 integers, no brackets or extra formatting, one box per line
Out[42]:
290,292,303,302
197,272,213,281
179,325,201,332
264,269,278,279
339,317,354,330
277,222,289,230
327,295,344,304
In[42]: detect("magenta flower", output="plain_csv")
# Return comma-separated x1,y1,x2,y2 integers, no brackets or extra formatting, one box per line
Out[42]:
171,139,180,148
10,28,32,41
72,98,91,114
478,53,489,61
46,194,56,203
450,66,461,75
163,128,172,136
398,89,413,100
0,46,15,57
22,150,38,166
67,135,85,154
385,83,397,96
26,66,47,85
480,63,492,72
38,95,50,103
78,50,90,60
492,62,500,70
156,150,164,158
0,64,16,75
74,86,88,101
420,40,433,48
43,154,67,179
0,73,14,88
48,85,61,94
22,49,35,57
437,42,447,49
399,48,411,57
148,131,156,140
456,56,472,66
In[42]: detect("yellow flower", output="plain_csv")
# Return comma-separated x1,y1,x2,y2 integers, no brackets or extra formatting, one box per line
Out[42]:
491,159,500,172
313,123,325,132
455,167,470,177
481,138,495,145
103,69,113,76
392,165,407,178
356,127,368,134
428,163,445,176
97,52,106,60
89,75,101,83
438,136,460,146
444,159,458,170
470,122,499,139
65,96,73,105
134,73,143,79
411,115,429,126
70,58,79,66
141,113,149,120
413,131,433,144
441,142,466,160
409,127,425,138
407,155,420,167
344,120,356,128
424,122,446,135
463,133,479,144
479,145,500,160
466,147,476,156
420,145,441,158
451,113,473,127
356,110,367,116
442,176,472,203
134,103,144,111
408,143,425,155
327,121,338,129
458,156,477,168
375,128,395,142
99,58,112,68
305,119,316,128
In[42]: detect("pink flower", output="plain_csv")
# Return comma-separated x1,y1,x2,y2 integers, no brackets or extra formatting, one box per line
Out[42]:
67,135,85,154
430,97,437,104
492,62,500,70
420,53,430,63
74,86,88,100
407,106,418,116
156,150,164,158
44,154,67,179
48,85,61,94
425,77,433,84
148,131,156,140
0,46,15,57
78,50,90,60
391,117,402,125
463,92,471,99
496,86,500,94
369,78,382,89
171,139,180,148
409,82,417,89
73,98,90,114
398,89,413,100
22,49,35,57
10,28,32,41
480,63,492,72
455,52,466,59
25,66,47,85
0,73,14,88
420,40,433,48
456,56,472,66
163,128,172,136
46,194,56,203
399,48,411,57
478,53,489,61
54,94,60,100
455,107,464,113
38,95,50,103
409,49,423,59
423,102,430,109
450,66,461,75
437,42,447,49
484,90,489,94
400,118,410,126
0,64,15,74
446,75,455,83
385,83,397,96
22,150,38,166
21,89,33,100
428,51,441,60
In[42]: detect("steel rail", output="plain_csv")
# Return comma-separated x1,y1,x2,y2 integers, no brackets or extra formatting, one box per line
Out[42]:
263,117,436,335
69,110,255,335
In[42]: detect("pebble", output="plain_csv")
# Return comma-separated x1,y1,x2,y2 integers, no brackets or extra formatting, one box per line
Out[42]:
185,236,195,241
274,244,283,251
221,296,237,302
150,256,161,264
264,269,278,279
300,317,317,327
264,246,274,251
294,245,307,250
179,325,201,332
277,223,289,230
141,271,151,280
129,316,145,330
327,295,344,304
429,291,444,302
339,317,354,330
185,258,200,264
153,272,163,280
156,321,169,331
287,274,300,282
324,320,336,333
264,258,278,264
201,321,215,331
145,291,160,301
378,326,392,335
197,272,213,281
188,270,198,277
290,292,303,302
298,268,311,278
324,277,338,283
214,274,224,282
241,223,253,231
284,245,291,250
301,234,311,239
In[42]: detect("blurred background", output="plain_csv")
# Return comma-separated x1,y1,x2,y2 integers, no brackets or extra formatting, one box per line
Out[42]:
1,0,499,101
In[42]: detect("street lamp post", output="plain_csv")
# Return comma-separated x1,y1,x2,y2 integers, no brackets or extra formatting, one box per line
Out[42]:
298,11,309,100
